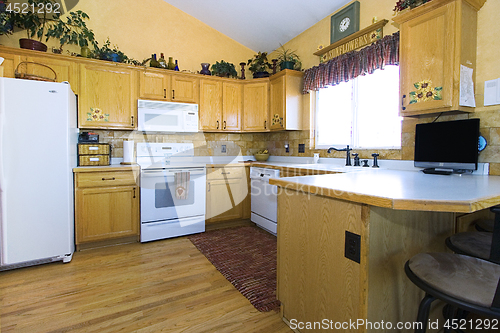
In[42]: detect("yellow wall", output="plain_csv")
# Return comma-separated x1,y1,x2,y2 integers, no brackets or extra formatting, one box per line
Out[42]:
0,0,255,74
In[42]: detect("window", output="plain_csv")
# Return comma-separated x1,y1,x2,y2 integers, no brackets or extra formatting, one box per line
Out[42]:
315,65,402,149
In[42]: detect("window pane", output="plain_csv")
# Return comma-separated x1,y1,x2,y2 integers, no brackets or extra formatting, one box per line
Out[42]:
316,81,352,147
356,65,402,148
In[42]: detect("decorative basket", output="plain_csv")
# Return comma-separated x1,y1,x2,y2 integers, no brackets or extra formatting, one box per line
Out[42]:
14,62,57,82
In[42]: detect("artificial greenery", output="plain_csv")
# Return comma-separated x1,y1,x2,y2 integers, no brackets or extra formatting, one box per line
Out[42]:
91,38,140,65
393,0,431,13
247,51,272,74
275,44,301,70
0,0,14,35
211,60,237,78
45,10,97,49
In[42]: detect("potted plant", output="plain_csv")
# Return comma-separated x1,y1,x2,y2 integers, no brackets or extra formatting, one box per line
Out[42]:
247,51,271,78
275,44,301,71
211,60,237,78
91,38,140,65
11,0,59,51
45,10,97,57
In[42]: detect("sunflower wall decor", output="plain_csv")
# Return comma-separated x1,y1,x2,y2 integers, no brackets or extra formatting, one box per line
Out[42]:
409,79,442,104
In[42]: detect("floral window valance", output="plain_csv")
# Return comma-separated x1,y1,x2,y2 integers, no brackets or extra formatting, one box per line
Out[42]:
302,31,399,94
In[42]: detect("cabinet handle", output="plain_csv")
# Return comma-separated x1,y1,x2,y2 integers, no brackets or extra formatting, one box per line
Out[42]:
217,120,219,129
131,116,134,127
172,90,175,99
164,89,166,99
221,172,230,175
133,187,136,198
223,120,226,130
208,182,211,192
264,120,267,129
401,94,406,111
102,177,116,181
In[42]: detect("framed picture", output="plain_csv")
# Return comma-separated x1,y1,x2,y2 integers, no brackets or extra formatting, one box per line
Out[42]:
330,1,360,44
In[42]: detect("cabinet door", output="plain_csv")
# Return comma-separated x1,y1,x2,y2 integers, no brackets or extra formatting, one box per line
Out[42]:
171,75,199,103
139,70,170,100
0,52,22,78
243,81,269,131
223,82,242,131
199,79,222,131
399,2,455,114
206,179,244,223
75,185,139,244
79,63,138,129
270,75,285,130
23,55,80,93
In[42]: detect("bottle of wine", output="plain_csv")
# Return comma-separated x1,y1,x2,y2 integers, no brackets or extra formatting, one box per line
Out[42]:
158,53,166,69
150,54,159,68
168,57,175,70
174,60,179,71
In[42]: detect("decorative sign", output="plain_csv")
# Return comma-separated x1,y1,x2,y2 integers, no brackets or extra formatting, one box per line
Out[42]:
315,20,388,63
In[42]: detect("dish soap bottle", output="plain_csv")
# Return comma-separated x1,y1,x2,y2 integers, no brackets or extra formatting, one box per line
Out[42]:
174,60,179,71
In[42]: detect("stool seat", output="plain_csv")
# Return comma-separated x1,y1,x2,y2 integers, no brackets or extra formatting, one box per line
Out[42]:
408,253,500,309
446,232,492,261
475,219,494,232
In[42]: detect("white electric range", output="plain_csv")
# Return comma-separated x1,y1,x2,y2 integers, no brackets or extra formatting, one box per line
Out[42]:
137,143,206,242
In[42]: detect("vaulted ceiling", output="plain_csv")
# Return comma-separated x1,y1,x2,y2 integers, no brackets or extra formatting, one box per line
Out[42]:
164,0,351,53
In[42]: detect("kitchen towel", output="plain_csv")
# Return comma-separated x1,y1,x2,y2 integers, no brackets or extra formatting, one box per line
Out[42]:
175,171,190,200
123,140,134,164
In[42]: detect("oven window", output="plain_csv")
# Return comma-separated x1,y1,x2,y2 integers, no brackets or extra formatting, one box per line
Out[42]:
155,181,195,208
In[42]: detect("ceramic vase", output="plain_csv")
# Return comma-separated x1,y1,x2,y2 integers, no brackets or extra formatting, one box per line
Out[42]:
200,63,211,75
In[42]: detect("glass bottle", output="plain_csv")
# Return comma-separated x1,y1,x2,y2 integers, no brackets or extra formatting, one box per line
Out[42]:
168,57,175,70
174,60,179,71
158,53,166,69
150,54,159,68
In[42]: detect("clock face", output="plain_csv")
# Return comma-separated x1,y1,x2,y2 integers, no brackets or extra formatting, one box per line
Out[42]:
339,17,350,32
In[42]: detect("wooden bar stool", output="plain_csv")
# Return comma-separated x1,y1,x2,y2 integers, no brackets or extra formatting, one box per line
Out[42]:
446,206,500,264
405,253,500,333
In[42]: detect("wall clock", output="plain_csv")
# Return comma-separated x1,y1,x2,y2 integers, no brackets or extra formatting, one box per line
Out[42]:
330,1,360,44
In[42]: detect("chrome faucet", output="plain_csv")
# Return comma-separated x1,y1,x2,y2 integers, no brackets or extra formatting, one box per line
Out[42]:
327,145,352,166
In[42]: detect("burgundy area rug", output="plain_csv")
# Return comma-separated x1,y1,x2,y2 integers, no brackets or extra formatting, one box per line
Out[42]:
188,226,280,312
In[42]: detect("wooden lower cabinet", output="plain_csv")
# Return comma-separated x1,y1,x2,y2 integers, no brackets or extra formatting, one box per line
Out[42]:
74,168,139,249
206,166,250,223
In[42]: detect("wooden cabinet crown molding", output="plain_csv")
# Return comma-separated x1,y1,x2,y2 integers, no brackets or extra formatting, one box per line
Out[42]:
393,0,485,24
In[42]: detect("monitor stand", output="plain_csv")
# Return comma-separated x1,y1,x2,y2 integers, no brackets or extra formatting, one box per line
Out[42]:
422,168,453,175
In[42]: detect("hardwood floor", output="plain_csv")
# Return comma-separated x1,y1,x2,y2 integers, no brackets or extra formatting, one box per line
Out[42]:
0,237,291,333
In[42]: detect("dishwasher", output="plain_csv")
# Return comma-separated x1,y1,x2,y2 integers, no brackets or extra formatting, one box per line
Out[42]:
250,167,280,235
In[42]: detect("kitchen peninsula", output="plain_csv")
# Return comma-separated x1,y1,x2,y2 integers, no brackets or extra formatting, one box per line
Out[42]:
270,170,500,332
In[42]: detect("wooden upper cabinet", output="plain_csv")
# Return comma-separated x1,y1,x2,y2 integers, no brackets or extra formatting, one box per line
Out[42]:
79,63,138,130
269,70,303,130
139,70,170,100
223,82,242,131
199,79,223,130
243,80,269,131
393,0,485,117
171,75,199,103
0,51,22,78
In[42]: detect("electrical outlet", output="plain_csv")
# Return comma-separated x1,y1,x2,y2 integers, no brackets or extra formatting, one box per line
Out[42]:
345,231,361,263
298,144,305,153
285,144,289,153
221,145,226,153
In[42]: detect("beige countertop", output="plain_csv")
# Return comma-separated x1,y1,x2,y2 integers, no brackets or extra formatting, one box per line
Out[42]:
269,168,500,213
73,164,140,173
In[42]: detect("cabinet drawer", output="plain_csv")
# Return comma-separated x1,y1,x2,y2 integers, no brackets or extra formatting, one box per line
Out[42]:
78,144,110,155
207,167,245,180
76,171,137,188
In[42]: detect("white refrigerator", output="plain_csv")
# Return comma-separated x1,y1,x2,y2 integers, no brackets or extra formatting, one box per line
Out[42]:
0,77,77,270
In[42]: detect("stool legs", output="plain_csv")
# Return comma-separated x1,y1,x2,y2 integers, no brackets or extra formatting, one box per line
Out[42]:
415,293,436,333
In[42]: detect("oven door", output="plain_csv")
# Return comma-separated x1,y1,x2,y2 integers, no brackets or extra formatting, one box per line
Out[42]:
140,168,206,223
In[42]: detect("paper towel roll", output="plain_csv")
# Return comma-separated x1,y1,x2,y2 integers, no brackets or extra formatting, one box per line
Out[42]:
123,140,134,164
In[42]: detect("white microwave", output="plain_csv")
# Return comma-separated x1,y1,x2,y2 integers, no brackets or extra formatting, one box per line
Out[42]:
137,99,199,132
